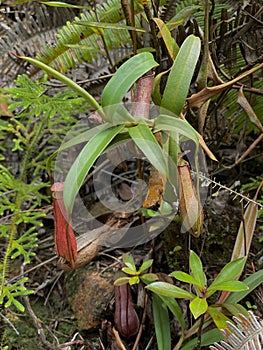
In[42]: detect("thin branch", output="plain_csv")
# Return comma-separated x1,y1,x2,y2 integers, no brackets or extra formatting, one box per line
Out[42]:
0,312,19,335
23,295,57,349
233,133,263,167
93,0,115,71
121,0,140,54
143,3,161,65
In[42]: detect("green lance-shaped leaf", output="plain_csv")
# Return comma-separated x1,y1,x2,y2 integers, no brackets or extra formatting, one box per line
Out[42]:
152,70,169,106
101,52,159,107
138,259,153,273
225,269,263,304
153,294,171,350
122,253,136,271
209,257,246,290
122,267,138,276
154,114,199,144
140,273,158,284
59,124,111,152
222,303,248,318
146,281,195,300
190,296,208,319
170,271,201,288
207,281,248,295
16,55,102,114
180,329,224,350
153,18,179,60
161,35,201,115
102,104,136,124
158,295,186,333
128,122,169,177
114,277,131,286
47,123,112,177
207,306,231,330
41,1,88,8
75,21,146,32
63,125,124,214
190,250,206,289
166,6,203,32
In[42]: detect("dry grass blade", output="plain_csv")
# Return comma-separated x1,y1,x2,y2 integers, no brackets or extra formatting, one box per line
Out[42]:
231,201,258,262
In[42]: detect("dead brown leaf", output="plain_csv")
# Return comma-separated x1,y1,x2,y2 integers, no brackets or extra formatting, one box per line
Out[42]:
187,62,263,108
237,86,263,132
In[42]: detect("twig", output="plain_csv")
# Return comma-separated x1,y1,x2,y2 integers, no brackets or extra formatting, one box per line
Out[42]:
121,0,139,54
112,327,127,350
132,293,149,350
144,335,154,350
233,133,263,166
23,295,57,349
44,270,64,306
20,262,58,349
196,313,205,350
8,256,57,283
143,3,161,65
0,312,19,335
93,0,115,71
56,340,86,349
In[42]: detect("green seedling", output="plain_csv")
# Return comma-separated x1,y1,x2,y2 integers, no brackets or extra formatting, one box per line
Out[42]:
147,251,249,325
114,254,157,286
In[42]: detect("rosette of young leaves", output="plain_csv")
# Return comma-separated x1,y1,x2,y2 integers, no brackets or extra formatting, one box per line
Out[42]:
147,251,248,323
114,255,173,349
174,269,263,349
114,254,157,286
115,254,185,350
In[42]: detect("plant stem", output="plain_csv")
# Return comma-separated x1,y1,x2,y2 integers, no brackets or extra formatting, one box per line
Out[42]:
93,0,115,71
1,212,22,294
16,54,103,116
143,3,161,66
196,313,205,349
121,0,139,54
197,0,210,134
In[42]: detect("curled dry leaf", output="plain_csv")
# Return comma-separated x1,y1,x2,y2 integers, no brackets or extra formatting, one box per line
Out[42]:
143,166,164,209
187,62,263,108
237,86,263,132
143,131,165,209
178,160,204,237
231,180,262,264
114,283,140,339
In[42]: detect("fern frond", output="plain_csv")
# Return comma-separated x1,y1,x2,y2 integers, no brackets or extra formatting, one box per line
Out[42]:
211,0,263,70
34,0,144,74
194,172,263,209
160,0,176,22
0,3,78,84
210,311,263,350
